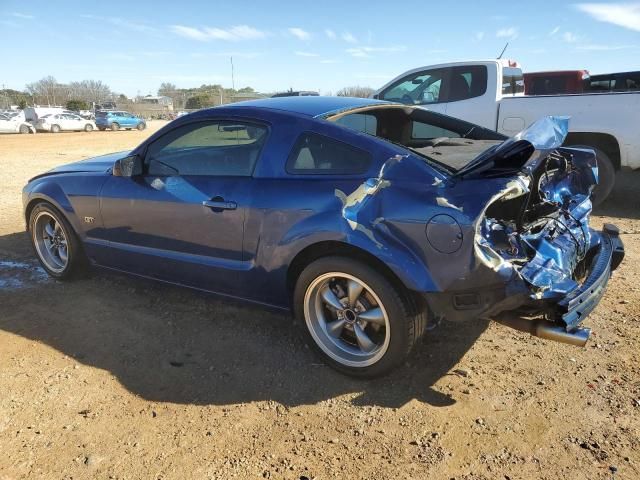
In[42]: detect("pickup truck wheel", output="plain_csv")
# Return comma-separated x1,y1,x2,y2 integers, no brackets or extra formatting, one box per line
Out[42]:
110,122,120,131
568,145,615,206
19,124,30,134
50,124,60,133
294,256,426,378
28,202,87,280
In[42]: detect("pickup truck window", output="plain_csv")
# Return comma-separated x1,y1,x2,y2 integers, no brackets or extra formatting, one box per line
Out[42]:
379,69,444,104
502,67,525,95
447,66,488,102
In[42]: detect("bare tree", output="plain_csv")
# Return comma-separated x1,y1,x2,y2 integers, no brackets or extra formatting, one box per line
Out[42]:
335,86,375,98
26,76,60,105
158,82,177,97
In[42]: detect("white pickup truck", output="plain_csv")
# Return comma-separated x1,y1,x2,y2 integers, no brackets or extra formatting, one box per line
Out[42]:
374,60,640,204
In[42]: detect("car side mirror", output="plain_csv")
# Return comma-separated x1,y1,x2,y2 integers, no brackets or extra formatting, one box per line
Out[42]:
113,155,143,177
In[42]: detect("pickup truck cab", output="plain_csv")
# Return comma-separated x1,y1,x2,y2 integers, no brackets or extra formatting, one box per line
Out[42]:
374,60,640,204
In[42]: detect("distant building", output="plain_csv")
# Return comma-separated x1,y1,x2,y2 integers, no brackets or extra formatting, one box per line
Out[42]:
137,95,174,111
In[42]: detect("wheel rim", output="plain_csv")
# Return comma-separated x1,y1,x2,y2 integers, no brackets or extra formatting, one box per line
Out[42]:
32,212,69,273
304,272,390,367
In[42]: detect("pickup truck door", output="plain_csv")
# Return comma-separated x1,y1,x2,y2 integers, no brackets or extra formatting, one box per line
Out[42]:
441,65,498,129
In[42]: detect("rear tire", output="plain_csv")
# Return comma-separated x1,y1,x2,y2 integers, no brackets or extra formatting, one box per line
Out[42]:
294,256,427,378
84,124,93,132
110,122,120,131
28,202,87,280
51,124,61,133
19,124,30,134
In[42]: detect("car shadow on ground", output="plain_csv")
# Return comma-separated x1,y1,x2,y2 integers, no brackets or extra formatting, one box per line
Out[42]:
593,170,640,221
0,231,487,409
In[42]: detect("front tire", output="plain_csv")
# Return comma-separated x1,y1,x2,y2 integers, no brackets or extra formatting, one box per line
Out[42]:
110,122,120,131
84,124,93,132
28,202,86,280
50,124,61,133
19,124,30,134
136,122,146,131
294,256,427,378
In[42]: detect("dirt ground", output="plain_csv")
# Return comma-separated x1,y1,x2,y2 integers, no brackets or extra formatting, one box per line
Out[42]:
0,125,638,480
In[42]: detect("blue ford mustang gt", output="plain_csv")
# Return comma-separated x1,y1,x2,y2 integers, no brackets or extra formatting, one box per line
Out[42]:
23,97,624,377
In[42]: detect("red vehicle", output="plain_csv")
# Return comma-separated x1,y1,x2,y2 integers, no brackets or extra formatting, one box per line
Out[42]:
524,70,590,95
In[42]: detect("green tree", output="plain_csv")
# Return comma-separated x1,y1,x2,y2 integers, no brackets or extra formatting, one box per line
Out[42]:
66,99,89,111
185,94,211,109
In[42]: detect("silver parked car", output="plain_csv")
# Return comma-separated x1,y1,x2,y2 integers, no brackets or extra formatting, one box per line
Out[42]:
35,113,96,133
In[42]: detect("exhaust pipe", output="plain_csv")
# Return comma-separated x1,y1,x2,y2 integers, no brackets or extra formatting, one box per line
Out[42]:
493,317,591,347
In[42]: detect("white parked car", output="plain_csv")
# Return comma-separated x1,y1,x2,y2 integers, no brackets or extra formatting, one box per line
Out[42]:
0,112,36,134
35,113,96,133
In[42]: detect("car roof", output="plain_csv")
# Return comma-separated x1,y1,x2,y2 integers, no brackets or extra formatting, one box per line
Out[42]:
222,96,394,118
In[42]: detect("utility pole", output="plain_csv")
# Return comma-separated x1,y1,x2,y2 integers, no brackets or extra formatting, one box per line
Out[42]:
230,56,235,92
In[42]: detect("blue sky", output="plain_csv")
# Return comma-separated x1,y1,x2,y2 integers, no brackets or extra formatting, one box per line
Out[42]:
1,1,639,96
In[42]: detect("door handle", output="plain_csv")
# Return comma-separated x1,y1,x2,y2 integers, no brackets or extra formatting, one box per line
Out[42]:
202,199,237,210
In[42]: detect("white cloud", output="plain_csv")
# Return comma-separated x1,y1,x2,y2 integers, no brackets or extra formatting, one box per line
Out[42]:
346,45,406,58
347,48,370,58
295,51,320,57
288,27,310,40
171,24,266,41
475,31,485,41
325,29,336,39
342,32,357,43
575,3,640,32
320,59,339,64
549,26,560,36
562,31,580,42
81,14,156,34
576,43,638,50
496,27,518,39
12,12,34,19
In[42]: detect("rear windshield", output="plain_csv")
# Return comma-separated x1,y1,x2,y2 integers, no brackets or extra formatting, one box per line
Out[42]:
327,106,506,172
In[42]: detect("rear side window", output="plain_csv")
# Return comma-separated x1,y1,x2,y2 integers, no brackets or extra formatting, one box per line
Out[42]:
286,132,371,175
447,66,488,102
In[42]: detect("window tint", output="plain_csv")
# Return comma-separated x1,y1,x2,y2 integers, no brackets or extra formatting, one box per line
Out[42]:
334,113,378,135
287,132,371,175
448,66,488,102
380,69,444,104
411,121,460,140
146,121,268,177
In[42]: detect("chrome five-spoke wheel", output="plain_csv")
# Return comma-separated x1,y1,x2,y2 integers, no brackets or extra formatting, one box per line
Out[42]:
32,211,69,273
304,272,391,368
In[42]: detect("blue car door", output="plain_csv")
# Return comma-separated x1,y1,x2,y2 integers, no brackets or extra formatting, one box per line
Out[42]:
95,119,268,295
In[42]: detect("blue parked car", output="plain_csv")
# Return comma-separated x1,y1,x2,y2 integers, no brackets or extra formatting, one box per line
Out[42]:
22,97,623,377
95,110,146,131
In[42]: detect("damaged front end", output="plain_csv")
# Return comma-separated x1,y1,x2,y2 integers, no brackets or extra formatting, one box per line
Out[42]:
433,117,624,346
